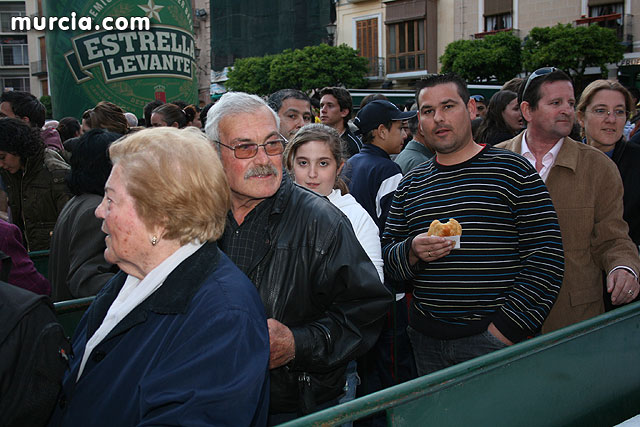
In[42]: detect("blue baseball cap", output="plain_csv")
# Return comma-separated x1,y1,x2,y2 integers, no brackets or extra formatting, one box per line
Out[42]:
354,100,416,134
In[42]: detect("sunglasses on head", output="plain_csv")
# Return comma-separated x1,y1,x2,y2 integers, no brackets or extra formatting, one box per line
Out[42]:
522,67,558,100
470,95,485,102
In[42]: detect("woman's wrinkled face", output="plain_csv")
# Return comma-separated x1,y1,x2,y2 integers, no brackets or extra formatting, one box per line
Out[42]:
580,89,627,152
292,140,342,197
0,151,21,174
95,163,153,278
502,98,523,133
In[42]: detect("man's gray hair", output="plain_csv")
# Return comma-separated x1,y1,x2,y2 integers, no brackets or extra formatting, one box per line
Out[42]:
205,92,280,144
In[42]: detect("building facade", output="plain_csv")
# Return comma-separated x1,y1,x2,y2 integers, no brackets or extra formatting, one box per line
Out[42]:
192,0,211,106
336,0,640,89
0,0,47,97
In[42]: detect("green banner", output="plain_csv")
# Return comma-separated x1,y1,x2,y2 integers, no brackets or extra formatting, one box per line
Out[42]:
45,0,198,120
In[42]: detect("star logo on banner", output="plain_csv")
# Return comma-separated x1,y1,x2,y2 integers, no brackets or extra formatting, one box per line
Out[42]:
139,0,164,22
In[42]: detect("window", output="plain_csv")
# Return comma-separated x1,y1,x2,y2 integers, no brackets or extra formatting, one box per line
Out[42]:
1,35,28,66
483,0,512,32
485,13,512,31
387,19,425,73
589,2,624,39
1,77,30,92
356,18,380,77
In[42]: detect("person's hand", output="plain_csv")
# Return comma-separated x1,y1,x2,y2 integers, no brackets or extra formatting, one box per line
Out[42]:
267,318,296,369
409,233,455,265
607,269,640,305
488,323,513,346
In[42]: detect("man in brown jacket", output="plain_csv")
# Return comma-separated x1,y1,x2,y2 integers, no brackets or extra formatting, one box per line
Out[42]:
497,68,640,332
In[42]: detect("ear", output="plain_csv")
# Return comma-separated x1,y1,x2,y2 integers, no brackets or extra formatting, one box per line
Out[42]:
337,160,345,175
171,122,180,128
376,123,387,139
576,111,585,129
340,108,349,119
467,97,477,121
520,101,533,123
21,116,31,126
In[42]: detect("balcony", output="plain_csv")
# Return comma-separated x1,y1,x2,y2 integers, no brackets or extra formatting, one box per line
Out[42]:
575,13,629,51
473,28,519,39
31,59,47,76
575,13,621,25
0,44,28,67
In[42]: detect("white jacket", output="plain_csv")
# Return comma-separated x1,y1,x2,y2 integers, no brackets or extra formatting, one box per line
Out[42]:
328,189,384,283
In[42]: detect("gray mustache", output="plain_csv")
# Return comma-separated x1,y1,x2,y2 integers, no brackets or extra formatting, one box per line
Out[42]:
244,164,278,179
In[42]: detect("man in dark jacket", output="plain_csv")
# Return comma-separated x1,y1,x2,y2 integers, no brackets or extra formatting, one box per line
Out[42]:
206,91,391,423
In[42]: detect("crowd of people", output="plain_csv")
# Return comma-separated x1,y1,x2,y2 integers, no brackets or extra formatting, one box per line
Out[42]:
0,67,639,426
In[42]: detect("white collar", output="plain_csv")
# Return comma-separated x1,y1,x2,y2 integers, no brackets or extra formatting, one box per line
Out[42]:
77,241,204,381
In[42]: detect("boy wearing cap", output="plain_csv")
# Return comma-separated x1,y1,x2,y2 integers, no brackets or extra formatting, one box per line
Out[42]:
341,100,417,406
342,100,415,232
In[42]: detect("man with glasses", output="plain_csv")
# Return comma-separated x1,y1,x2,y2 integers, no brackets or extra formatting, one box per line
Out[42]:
205,92,391,423
497,68,640,333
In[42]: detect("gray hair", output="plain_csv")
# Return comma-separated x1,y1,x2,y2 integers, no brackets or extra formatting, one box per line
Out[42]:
124,112,138,127
205,92,280,144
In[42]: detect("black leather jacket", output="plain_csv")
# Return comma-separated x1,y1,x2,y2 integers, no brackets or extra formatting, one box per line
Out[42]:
222,175,391,413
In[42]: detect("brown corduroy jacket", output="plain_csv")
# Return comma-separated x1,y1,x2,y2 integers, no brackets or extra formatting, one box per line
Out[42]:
497,134,640,333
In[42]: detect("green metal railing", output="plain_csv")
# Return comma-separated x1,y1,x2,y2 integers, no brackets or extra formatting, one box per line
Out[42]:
281,301,640,426
54,296,94,337
28,249,49,279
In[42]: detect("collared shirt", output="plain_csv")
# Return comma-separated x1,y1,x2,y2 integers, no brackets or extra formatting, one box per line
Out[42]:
523,134,638,281
521,131,564,182
219,196,275,276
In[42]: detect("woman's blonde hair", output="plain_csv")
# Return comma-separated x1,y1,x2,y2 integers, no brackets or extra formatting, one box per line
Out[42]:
577,79,635,119
109,127,230,244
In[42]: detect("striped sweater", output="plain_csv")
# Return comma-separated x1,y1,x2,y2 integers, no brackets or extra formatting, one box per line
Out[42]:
382,146,564,343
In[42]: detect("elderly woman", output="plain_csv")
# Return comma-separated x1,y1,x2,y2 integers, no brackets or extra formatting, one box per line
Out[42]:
48,127,270,426
0,117,70,251
577,80,640,247
49,129,120,302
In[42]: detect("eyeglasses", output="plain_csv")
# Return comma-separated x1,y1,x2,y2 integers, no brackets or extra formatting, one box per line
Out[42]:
588,107,628,120
470,95,485,102
215,136,286,159
522,67,558,100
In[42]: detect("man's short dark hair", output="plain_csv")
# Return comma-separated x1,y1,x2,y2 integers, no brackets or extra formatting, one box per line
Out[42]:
57,117,81,142
519,69,573,110
268,89,310,114
415,73,470,108
0,91,46,128
319,87,353,127
361,121,392,145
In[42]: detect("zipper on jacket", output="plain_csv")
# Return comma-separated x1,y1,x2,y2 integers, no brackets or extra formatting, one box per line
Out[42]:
19,165,30,251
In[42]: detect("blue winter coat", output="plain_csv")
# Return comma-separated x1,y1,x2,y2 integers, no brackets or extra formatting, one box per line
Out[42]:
48,242,270,426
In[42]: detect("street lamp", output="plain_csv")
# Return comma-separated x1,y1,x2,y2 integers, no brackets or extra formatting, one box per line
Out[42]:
326,22,337,46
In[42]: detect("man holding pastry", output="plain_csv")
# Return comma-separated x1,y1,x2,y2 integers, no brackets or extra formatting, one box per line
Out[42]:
382,73,565,375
